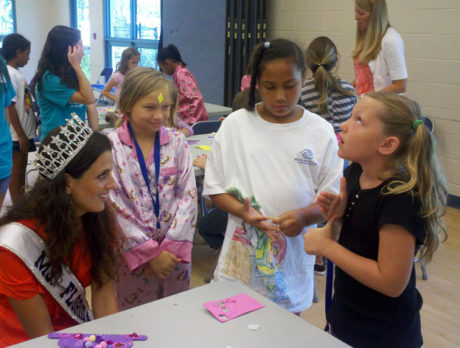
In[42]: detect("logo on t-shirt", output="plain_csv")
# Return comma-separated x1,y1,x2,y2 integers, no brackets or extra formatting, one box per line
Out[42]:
294,148,317,166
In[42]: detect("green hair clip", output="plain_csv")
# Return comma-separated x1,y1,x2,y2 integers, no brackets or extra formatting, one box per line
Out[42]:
412,119,423,130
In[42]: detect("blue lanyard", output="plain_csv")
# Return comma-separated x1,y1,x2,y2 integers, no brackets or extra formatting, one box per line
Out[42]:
127,122,161,232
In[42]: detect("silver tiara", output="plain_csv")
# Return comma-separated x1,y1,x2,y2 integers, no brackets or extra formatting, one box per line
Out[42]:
35,113,93,179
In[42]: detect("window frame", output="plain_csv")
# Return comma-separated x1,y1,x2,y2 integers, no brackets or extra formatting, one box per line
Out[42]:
69,0,91,78
103,0,161,69
0,0,17,41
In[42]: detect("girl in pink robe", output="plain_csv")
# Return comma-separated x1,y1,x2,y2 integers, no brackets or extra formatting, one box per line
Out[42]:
157,44,208,125
107,67,197,310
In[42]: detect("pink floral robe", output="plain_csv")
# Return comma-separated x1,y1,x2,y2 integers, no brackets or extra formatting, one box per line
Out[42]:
173,64,208,125
107,121,197,310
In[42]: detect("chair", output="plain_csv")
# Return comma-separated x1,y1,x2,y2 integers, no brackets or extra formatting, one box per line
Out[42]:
92,67,113,91
92,68,115,107
191,120,222,135
192,121,222,218
96,68,113,88
422,116,434,133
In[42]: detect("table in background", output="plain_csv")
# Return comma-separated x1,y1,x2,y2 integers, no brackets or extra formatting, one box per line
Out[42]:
13,280,348,348
96,106,119,130
204,102,232,120
189,133,214,177
97,103,231,129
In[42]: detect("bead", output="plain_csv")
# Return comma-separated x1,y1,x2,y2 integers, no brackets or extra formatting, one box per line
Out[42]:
89,335,96,342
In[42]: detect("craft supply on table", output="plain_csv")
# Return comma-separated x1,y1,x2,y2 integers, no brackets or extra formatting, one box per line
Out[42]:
196,145,211,151
203,293,265,323
48,332,147,348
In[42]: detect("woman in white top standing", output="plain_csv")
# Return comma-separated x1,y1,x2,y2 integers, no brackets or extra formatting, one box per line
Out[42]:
353,0,408,96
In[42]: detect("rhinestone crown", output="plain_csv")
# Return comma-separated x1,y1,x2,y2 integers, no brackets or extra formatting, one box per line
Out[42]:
35,113,93,179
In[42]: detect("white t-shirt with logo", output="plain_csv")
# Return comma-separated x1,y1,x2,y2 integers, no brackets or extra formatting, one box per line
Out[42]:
203,105,343,312
7,65,37,141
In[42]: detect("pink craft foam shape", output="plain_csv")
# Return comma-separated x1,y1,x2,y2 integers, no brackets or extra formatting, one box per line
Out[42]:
203,293,265,322
47,332,147,347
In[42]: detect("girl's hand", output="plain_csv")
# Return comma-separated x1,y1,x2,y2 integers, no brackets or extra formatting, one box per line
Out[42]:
67,44,84,68
304,216,341,256
148,250,181,280
316,177,347,219
271,208,307,237
240,198,279,241
18,134,30,154
193,154,207,169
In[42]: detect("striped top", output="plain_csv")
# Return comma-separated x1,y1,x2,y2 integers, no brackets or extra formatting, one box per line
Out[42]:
300,78,357,133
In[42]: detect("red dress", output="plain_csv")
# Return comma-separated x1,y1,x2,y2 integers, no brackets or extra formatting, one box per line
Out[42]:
0,219,92,347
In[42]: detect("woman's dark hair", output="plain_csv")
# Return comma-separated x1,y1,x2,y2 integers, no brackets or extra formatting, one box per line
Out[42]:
117,47,140,74
156,44,186,67
1,33,31,61
0,58,11,93
33,25,81,94
0,130,120,288
246,39,306,110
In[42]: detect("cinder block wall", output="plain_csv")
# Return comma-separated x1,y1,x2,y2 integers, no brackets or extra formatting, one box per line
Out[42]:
268,0,460,197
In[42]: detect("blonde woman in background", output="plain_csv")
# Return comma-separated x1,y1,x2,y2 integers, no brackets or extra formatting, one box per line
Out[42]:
353,0,407,96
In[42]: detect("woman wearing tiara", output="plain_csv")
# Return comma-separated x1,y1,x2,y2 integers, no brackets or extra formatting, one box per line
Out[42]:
0,115,120,346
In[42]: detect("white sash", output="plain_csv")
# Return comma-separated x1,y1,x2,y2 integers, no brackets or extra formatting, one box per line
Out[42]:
0,222,93,323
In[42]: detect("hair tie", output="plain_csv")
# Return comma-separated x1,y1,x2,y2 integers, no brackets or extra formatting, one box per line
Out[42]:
412,120,423,130
264,42,270,49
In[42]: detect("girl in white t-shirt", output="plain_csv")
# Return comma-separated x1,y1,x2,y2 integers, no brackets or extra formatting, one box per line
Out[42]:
203,39,343,313
1,33,37,203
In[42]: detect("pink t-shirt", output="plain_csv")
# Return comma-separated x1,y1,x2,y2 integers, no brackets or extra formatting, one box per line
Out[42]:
112,71,125,96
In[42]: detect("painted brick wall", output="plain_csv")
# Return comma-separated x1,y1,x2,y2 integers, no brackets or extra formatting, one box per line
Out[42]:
267,0,460,196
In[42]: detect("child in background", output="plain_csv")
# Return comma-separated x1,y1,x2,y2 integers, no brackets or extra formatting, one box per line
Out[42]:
107,67,197,310
240,51,257,91
305,92,447,347
1,33,37,203
203,39,343,313
0,58,15,210
102,47,140,103
300,36,357,274
301,36,357,134
157,44,208,125
34,25,97,140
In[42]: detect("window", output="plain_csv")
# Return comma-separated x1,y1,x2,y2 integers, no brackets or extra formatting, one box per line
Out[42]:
70,0,91,78
0,0,16,42
104,0,161,70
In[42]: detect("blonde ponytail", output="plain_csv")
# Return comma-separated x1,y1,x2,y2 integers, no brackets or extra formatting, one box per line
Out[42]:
369,92,448,264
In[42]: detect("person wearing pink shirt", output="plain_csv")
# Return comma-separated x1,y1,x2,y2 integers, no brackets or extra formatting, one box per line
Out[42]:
157,44,207,125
